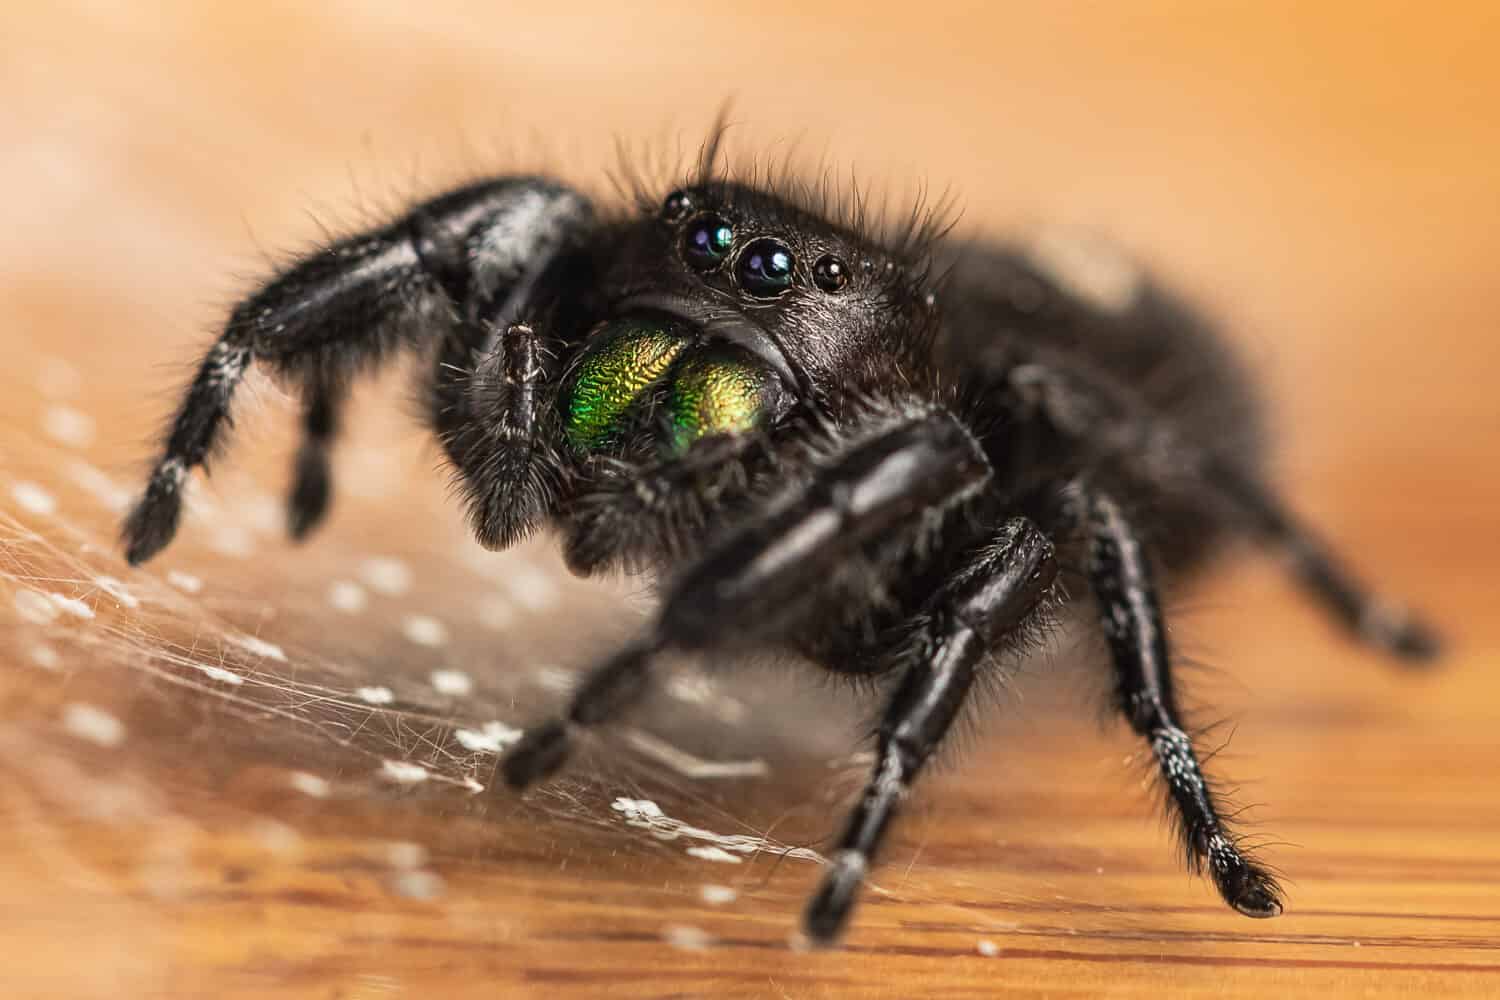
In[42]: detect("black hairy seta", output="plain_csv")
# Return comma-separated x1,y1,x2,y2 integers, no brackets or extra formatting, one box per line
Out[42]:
121,129,1442,945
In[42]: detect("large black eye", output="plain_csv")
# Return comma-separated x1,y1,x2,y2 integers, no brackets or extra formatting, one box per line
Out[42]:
682,214,734,270
738,238,795,297
662,189,693,221
813,254,849,293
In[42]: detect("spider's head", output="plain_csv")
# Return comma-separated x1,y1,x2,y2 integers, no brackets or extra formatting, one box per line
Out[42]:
600,183,937,406
565,183,937,456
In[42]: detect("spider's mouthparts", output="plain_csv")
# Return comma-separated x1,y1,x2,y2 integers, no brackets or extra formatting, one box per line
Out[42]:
614,292,799,390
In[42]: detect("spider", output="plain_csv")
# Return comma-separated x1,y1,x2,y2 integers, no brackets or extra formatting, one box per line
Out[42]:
121,136,1440,945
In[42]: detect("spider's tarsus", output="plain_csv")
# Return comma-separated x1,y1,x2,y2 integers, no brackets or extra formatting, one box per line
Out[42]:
803,850,867,946
121,466,185,566
500,719,573,789
286,445,332,541
288,383,339,541
1216,858,1286,919
1363,603,1444,664
503,644,658,790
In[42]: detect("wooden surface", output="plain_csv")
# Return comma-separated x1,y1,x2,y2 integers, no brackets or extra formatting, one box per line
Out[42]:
3,3,1498,997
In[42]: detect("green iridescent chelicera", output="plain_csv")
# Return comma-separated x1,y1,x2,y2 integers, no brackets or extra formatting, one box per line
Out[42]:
564,318,690,451
667,353,778,453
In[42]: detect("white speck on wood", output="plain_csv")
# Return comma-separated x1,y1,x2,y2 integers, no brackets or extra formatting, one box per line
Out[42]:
454,721,524,753
28,643,62,670
356,686,395,705
166,571,202,593
228,634,285,662
505,563,560,611
663,924,714,951
209,525,255,558
381,760,430,784
402,614,448,647
428,668,471,695
62,703,126,747
11,481,57,516
389,869,445,900
49,593,95,619
95,575,140,609
65,460,131,512
613,797,664,820
288,772,331,798
534,665,574,693
327,580,367,613
241,493,283,534
360,556,412,596
610,797,823,865
196,663,244,685
699,884,738,905
43,405,96,447
250,818,302,856
385,842,428,869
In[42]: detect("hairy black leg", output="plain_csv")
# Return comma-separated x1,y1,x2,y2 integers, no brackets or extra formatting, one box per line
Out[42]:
286,379,344,540
1206,461,1440,661
1012,361,1441,661
122,336,252,564
122,177,592,565
805,517,1058,944
502,407,993,789
1084,487,1284,918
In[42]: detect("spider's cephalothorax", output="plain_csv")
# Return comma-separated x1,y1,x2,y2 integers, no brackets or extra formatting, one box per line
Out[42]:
121,149,1441,945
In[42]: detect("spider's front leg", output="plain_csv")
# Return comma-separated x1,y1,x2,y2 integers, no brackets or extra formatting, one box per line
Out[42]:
500,405,993,787
121,177,593,564
1082,486,1285,917
805,515,1058,943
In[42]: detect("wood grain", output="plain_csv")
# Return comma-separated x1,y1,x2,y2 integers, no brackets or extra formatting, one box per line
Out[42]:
2,3,1497,997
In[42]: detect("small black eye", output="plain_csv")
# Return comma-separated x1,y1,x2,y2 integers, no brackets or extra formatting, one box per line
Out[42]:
813,254,849,293
738,238,795,297
682,214,735,270
662,189,693,221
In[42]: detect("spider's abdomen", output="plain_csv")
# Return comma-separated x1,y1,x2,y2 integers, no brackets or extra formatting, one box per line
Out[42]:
935,237,1265,466
932,237,1269,577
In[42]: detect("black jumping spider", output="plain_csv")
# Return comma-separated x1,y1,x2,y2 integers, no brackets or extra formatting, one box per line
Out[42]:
122,135,1440,944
